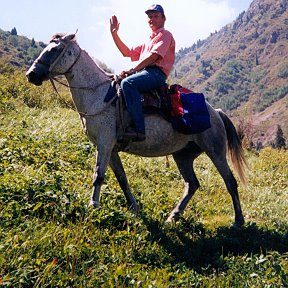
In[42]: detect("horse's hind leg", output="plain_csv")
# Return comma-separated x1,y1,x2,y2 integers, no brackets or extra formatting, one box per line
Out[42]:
208,152,244,227
109,150,138,213
166,147,201,222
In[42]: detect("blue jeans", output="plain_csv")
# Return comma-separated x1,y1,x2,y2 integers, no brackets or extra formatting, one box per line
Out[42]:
121,67,166,134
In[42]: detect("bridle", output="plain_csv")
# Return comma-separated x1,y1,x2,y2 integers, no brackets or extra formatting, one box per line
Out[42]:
35,41,87,90
33,39,115,117
35,40,110,91
35,40,81,74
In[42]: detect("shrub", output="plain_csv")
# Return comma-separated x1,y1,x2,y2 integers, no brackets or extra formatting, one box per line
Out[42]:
0,70,73,111
277,62,288,79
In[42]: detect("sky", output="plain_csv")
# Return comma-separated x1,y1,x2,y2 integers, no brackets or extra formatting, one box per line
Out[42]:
1,0,252,73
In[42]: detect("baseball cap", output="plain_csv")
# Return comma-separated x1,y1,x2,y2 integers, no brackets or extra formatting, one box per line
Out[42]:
145,4,165,16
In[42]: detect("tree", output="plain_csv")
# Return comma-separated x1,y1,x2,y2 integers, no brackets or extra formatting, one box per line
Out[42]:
256,140,263,152
11,27,17,35
31,38,36,48
255,51,259,66
274,125,286,149
270,31,278,43
198,59,212,76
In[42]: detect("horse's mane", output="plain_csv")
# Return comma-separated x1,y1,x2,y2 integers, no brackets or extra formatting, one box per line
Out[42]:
49,32,112,78
78,48,112,78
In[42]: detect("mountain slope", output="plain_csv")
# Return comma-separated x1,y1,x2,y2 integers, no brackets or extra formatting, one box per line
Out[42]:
170,0,287,144
0,28,44,69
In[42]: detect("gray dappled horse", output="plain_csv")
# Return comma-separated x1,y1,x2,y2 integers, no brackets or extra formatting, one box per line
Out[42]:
26,33,247,227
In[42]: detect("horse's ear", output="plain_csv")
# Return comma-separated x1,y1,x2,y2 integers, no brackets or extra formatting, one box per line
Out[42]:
63,33,77,42
50,32,66,42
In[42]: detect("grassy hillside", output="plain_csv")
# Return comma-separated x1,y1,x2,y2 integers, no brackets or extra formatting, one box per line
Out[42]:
170,0,287,145
0,28,44,69
0,70,287,286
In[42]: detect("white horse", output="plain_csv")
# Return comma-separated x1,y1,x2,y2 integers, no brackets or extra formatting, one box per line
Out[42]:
26,33,247,226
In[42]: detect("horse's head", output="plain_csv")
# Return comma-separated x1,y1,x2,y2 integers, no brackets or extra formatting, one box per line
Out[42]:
26,33,80,86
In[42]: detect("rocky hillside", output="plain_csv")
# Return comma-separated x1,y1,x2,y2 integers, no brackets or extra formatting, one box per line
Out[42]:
170,0,287,144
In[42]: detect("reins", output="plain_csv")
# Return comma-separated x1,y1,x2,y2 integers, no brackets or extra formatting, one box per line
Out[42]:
50,76,115,117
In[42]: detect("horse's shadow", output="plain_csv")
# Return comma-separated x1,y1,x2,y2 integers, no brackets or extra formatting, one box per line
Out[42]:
135,212,288,272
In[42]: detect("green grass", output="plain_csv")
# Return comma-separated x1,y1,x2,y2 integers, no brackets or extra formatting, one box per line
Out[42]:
1,99,287,287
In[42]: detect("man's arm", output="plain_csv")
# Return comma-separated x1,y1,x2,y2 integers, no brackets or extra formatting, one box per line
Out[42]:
133,53,160,71
121,53,160,78
110,15,130,57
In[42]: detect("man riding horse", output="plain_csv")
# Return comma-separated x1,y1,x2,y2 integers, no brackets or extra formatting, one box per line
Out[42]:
26,13,247,227
110,4,175,141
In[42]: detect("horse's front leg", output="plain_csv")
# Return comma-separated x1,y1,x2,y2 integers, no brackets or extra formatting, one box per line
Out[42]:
89,147,112,208
109,150,139,213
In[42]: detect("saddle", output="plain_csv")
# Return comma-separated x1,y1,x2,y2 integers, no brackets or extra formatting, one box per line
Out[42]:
142,85,169,114
106,75,168,111
104,75,170,141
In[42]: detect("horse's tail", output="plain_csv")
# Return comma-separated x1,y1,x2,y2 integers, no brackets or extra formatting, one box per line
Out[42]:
217,109,248,185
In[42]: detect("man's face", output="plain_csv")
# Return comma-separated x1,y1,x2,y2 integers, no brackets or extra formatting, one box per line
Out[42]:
147,11,165,31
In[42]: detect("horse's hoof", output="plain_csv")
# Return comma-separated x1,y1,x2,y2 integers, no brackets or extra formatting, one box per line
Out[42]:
132,203,141,214
166,213,179,223
232,220,244,229
132,206,139,215
89,200,99,209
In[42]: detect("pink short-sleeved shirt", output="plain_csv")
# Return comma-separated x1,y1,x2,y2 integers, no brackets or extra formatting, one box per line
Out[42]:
130,28,175,78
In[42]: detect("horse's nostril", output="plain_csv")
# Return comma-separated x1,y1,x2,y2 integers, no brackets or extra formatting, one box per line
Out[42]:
26,71,42,86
